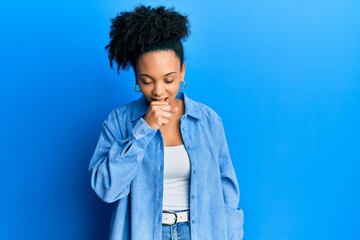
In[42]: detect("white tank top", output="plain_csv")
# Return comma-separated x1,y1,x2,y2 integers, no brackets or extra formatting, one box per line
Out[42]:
162,144,190,211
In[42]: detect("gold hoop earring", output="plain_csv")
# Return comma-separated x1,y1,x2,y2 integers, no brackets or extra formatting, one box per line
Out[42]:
134,84,141,93
179,81,186,91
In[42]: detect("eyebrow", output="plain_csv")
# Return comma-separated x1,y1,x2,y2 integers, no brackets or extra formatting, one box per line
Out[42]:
139,72,177,78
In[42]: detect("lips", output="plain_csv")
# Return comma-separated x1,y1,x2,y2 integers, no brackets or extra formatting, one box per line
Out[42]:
151,97,168,102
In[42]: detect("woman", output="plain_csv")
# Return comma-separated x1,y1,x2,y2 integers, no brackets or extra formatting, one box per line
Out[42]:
89,5,244,240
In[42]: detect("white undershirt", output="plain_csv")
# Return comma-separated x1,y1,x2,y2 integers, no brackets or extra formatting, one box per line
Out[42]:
162,144,190,211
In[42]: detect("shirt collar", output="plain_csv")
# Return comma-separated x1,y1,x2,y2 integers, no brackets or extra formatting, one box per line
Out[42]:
131,92,201,121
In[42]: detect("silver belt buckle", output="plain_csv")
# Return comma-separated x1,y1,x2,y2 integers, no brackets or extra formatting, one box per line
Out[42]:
163,210,178,226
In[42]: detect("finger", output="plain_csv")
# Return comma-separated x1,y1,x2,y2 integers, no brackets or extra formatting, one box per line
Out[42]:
148,104,171,113
160,111,172,119
153,110,172,119
158,105,172,112
157,116,170,126
150,101,169,106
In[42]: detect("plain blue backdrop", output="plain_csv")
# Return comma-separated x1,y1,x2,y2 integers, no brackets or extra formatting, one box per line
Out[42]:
1,0,359,239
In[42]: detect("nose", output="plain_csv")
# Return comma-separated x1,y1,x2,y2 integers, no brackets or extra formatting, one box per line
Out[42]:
152,82,164,97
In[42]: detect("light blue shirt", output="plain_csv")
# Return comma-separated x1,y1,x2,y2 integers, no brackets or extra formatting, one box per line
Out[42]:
89,92,244,239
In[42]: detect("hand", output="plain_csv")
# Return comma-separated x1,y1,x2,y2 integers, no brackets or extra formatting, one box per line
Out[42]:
144,101,179,130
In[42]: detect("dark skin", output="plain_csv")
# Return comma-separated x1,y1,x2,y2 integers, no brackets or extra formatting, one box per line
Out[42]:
136,50,186,146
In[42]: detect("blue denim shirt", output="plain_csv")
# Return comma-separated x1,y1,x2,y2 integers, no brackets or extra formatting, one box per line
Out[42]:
89,92,244,239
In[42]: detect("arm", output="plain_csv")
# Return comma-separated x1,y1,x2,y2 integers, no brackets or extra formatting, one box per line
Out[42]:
89,99,178,203
89,113,156,203
216,117,244,239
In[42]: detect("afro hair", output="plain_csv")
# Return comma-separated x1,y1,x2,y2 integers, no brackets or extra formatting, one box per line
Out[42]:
105,5,190,74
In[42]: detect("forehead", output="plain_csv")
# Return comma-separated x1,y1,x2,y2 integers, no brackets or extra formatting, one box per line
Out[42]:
137,50,181,75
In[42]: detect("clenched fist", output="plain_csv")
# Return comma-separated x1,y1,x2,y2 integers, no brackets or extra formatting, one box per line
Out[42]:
144,101,179,130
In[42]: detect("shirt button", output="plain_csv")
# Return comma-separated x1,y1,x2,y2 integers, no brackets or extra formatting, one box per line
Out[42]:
182,127,186,132
192,220,196,224
187,146,192,150
191,195,196,199
192,170,197,174
139,129,145,135
157,167,161,172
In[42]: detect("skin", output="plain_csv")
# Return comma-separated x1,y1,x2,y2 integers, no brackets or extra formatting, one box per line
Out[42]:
136,50,186,146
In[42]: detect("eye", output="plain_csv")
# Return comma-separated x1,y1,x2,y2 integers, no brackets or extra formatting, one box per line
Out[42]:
165,79,174,84
140,79,152,85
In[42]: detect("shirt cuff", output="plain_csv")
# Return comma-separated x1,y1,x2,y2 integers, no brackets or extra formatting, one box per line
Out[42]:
131,117,157,141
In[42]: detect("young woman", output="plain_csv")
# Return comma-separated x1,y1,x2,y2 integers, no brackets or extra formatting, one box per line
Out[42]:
89,5,244,240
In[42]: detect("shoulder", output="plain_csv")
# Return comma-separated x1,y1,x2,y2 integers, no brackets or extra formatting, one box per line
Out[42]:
104,100,137,124
99,100,138,139
198,101,220,118
185,95,222,124
112,100,137,116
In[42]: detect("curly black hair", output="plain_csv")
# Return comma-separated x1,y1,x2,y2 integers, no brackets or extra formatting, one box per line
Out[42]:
105,5,190,74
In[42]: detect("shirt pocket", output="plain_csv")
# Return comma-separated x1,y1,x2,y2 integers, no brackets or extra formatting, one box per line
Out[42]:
225,206,244,239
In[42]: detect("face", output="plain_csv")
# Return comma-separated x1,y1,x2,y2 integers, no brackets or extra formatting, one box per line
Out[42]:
136,50,186,106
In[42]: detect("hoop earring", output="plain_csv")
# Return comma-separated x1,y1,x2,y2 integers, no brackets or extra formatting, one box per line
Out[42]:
179,81,186,91
134,84,141,93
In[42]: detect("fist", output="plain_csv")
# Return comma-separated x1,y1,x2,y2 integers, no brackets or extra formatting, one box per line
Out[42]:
144,101,178,130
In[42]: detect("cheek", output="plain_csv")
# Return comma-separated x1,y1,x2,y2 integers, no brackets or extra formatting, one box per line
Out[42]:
169,84,180,94
169,78,182,93
139,86,151,96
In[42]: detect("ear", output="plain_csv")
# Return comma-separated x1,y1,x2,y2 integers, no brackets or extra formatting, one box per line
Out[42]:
180,63,186,81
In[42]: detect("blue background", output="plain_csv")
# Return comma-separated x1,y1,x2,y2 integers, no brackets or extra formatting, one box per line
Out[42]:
1,0,359,239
